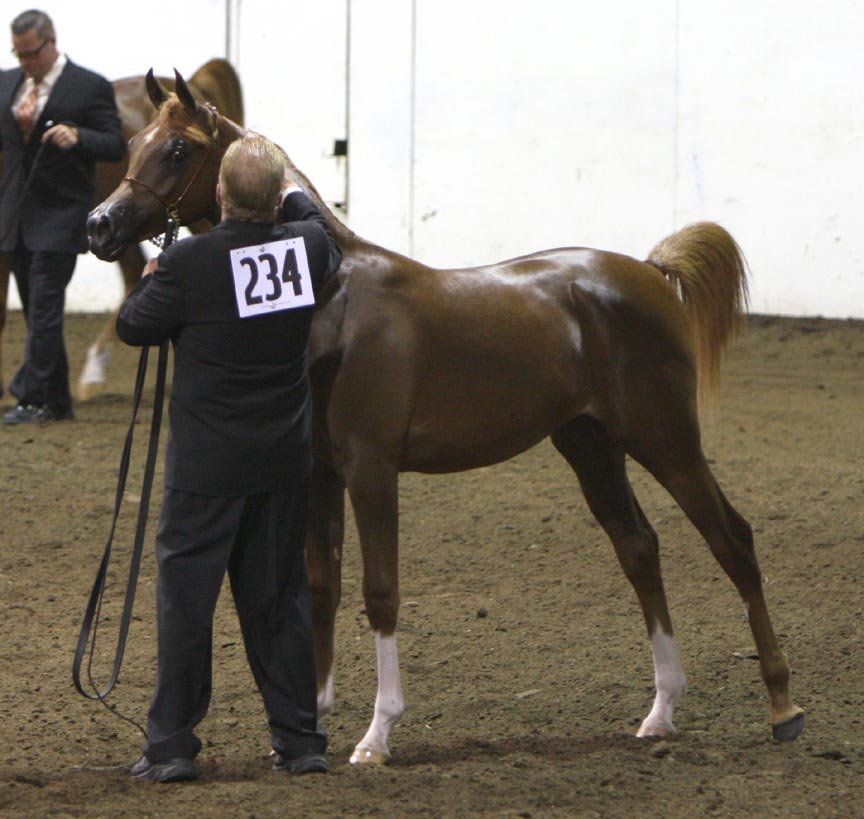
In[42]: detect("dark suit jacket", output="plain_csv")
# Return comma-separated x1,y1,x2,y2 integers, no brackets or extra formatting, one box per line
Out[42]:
117,192,342,496
0,58,125,253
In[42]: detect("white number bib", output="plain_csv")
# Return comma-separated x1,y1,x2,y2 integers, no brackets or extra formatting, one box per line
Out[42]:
229,236,315,318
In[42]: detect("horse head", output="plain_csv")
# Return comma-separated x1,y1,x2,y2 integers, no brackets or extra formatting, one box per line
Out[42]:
88,69,230,261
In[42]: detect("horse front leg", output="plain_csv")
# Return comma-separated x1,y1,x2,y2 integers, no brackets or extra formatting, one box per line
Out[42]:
77,244,146,401
305,458,345,717
343,454,403,765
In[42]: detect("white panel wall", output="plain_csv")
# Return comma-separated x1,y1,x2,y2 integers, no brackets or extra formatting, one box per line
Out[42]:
3,1,863,317
348,1,864,317
228,0,347,208
410,0,678,267
345,0,415,257
675,1,864,317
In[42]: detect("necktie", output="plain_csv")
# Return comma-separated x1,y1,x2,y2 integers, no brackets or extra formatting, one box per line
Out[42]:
15,82,41,144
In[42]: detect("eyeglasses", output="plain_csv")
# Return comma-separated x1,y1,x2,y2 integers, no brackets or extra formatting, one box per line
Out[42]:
11,39,49,60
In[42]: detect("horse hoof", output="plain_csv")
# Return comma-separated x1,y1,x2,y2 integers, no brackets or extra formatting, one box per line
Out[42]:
772,710,804,742
76,380,105,402
349,746,390,766
636,719,677,739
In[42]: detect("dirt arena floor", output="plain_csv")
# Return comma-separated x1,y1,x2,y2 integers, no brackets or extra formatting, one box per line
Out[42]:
0,309,861,819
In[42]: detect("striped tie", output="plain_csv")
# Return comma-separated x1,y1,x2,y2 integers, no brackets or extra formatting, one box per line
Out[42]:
16,82,41,144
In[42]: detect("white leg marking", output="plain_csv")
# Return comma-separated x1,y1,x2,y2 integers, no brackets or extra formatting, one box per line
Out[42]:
350,633,404,765
637,627,687,738
79,343,110,386
317,671,335,717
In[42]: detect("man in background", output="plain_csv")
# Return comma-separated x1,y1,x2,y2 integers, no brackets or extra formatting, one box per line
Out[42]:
0,9,125,425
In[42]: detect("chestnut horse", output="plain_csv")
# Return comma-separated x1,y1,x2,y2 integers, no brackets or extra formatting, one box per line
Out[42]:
87,70,804,765
0,58,243,400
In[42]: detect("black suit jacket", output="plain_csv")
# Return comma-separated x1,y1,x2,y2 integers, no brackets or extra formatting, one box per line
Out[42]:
0,59,125,253
117,192,342,496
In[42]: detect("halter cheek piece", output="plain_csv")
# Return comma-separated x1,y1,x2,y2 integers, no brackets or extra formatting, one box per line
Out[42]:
123,103,220,247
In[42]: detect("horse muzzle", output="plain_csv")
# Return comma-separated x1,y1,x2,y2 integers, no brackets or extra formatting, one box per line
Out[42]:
87,201,138,262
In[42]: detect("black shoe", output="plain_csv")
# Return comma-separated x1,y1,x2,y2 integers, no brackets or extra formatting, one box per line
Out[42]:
130,755,199,783
1,403,71,425
272,752,328,775
2,403,57,425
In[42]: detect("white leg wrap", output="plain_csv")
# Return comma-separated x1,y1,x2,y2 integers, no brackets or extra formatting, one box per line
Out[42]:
637,627,687,738
350,633,404,764
79,343,110,386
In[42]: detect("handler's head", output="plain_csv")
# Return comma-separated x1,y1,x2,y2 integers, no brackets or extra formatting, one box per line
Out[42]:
11,9,59,82
217,135,285,224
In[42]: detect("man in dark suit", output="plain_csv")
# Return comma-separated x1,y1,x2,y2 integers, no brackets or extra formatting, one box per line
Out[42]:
0,9,125,424
116,135,342,783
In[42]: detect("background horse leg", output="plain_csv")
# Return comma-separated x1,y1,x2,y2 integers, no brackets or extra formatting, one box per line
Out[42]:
634,432,805,741
76,244,146,401
343,454,403,765
552,415,687,738
306,458,346,717
0,253,9,398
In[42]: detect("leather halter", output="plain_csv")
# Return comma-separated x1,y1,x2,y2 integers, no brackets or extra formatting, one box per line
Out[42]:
123,103,220,225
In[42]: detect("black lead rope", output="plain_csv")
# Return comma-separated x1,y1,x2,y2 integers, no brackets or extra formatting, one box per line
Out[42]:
72,219,177,734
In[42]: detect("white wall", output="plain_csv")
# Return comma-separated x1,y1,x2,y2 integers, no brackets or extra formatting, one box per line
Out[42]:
349,0,864,318
4,1,863,318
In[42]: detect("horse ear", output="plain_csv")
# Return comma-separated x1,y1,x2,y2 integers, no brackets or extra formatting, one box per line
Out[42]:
145,68,169,110
174,68,198,115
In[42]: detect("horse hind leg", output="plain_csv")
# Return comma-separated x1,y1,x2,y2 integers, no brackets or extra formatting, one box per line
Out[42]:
305,458,346,718
552,415,687,739
633,422,804,741
76,244,147,401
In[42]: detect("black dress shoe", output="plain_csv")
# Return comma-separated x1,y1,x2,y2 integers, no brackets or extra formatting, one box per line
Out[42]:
2,404,55,425
272,752,328,774
130,755,199,783
2,404,74,425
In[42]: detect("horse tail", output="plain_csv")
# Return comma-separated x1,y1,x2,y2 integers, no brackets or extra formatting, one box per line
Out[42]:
190,58,245,126
646,221,750,402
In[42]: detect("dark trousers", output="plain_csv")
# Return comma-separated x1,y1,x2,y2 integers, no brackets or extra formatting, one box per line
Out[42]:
10,247,77,416
144,480,326,763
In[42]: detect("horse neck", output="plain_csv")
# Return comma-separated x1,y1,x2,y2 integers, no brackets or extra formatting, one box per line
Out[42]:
283,157,359,248
212,115,360,249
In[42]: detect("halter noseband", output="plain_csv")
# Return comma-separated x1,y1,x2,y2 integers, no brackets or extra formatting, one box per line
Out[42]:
123,103,220,245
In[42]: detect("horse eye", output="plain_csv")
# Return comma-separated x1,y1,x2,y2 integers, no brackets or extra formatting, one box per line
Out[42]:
167,139,190,164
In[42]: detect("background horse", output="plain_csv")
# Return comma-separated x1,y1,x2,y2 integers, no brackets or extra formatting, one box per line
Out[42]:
0,58,243,400
87,70,804,765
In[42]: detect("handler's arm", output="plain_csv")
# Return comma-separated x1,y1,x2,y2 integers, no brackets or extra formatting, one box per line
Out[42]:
116,256,184,346
280,188,342,286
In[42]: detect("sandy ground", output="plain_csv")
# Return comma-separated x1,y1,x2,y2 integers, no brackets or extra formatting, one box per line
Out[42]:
0,310,862,819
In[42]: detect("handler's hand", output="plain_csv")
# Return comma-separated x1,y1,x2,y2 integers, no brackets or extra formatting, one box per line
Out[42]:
142,258,158,278
42,123,79,150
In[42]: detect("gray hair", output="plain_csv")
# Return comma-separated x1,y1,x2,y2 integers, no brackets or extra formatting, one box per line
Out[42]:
11,9,55,39
218,135,285,223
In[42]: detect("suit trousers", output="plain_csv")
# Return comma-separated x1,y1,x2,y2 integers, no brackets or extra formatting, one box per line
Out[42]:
143,479,326,763
10,247,76,416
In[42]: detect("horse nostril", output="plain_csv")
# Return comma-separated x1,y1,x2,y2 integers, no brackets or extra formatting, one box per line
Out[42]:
87,211,111,241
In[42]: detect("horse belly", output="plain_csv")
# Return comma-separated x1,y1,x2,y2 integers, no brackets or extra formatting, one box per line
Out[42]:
400,330,590,473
